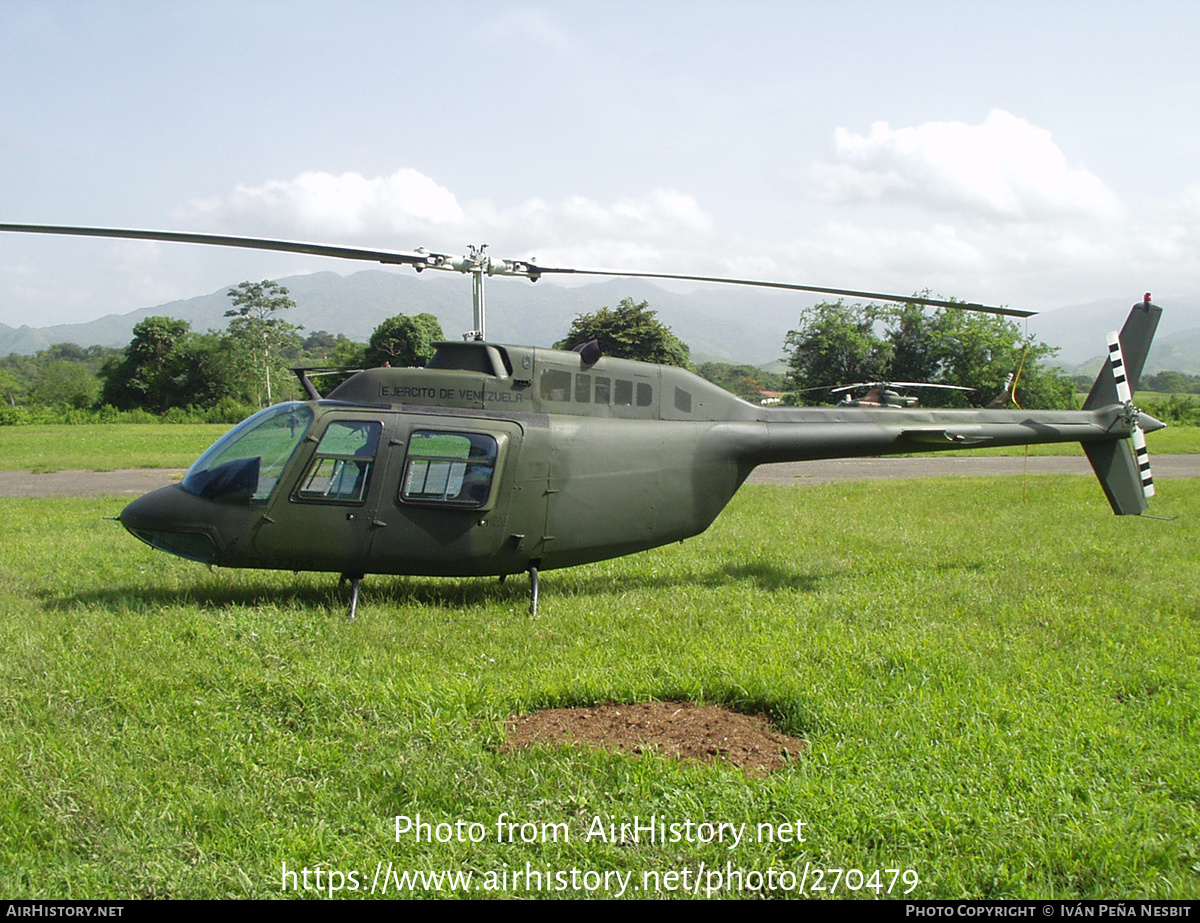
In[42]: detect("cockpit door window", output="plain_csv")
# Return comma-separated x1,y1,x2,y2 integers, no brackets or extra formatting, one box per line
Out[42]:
295,421,383,503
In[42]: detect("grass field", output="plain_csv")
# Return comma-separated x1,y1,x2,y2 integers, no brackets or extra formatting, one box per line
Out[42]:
0,424,228,472
0,422,1197,473
1,477,1197,899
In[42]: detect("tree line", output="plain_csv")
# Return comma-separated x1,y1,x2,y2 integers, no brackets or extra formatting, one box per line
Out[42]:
4,285,1196,425
0,281,447,423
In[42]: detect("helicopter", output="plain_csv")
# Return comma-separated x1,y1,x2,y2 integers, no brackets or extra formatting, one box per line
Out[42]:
830,381,975,408
0,224,1165,618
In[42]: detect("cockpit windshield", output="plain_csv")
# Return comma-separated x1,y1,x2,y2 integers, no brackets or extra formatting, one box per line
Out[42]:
181,402,314,503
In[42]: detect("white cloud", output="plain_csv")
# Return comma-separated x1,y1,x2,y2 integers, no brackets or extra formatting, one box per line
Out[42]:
189,169,466,236
770,111,1200,310
126,147,1200,319
185,168,715,269
810,110,1122,223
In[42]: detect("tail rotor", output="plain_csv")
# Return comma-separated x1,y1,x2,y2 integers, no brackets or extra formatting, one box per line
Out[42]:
1106,330,1155,499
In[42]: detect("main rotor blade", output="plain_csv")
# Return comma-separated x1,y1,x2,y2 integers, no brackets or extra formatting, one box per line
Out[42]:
0,223,1034,317
0,223,439,268
829,381,972,394
528,265,1035,317
887,381,975,391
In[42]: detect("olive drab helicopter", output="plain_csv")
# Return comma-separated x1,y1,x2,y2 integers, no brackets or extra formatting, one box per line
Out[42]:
831,381,974,408
0,223,1165,618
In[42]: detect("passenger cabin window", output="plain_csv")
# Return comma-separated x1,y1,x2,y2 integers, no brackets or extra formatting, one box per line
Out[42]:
400,431,498,508
675,387,692,413
296,421,382,503
536,367,652,410
540,369,571,401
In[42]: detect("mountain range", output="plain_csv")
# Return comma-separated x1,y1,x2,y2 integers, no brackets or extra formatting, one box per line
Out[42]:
3,271,1199,375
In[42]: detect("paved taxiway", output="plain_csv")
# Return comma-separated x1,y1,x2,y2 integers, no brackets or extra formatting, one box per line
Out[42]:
0,456,1197,497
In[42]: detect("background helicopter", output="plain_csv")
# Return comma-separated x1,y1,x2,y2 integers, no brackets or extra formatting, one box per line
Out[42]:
828,381,975,408
0,224,1165,618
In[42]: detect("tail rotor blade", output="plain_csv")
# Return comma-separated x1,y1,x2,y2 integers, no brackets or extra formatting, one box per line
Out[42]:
1106,331,1132,404
1131,424,1155,498
1106,328,1155,499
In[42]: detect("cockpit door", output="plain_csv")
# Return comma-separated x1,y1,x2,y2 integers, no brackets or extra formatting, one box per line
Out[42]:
252,415,391,572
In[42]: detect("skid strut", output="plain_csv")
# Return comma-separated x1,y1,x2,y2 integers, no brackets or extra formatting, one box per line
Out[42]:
339,573,363,621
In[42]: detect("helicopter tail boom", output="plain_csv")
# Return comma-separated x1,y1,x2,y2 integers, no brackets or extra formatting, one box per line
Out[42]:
732,299,1164,516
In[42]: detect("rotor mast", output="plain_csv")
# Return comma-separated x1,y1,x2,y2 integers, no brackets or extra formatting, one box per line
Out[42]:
414,243,544,341
461,245,491,341
471,255,486,341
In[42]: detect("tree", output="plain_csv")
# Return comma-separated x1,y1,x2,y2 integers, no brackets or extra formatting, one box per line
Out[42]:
926,310,1075,408
182,331,248,409
554,298,691,368
224,280,300,406
696,362,786,401
364,313,444,368
301,329,340,353
329,335,367,369
99,318,253,413
884,302,941,383
1144,371,1200,395
0,343,118,410
28,360,99,409
0,367,25,407
783,300,1076,409
100,316,195,412
783,301,891,398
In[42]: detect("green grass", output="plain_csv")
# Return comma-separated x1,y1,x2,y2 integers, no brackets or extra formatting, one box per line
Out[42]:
1,478,1197,899
0,423,229,472
1,422,1197,474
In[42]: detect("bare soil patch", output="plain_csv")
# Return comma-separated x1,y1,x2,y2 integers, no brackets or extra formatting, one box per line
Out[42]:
502,701,806,776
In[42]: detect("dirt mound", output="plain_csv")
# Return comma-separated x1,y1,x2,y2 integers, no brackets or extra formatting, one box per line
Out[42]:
503,701,806,776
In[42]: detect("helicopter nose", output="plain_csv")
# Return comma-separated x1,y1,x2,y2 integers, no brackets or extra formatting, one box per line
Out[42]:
119,485,222,564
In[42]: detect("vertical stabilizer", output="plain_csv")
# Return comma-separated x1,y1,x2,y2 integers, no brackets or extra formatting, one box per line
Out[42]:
1081,297,1162,515
1084,297,1161,411
1082,440,1149,515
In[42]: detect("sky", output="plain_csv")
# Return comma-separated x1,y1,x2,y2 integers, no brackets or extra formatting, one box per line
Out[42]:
2,0,1199,329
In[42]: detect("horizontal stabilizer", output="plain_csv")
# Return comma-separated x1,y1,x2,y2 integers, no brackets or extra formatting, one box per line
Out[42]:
903,429,993,446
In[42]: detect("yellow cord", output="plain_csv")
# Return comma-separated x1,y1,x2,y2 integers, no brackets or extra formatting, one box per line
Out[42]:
1010,345,1029,410
1012,342,1031,502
